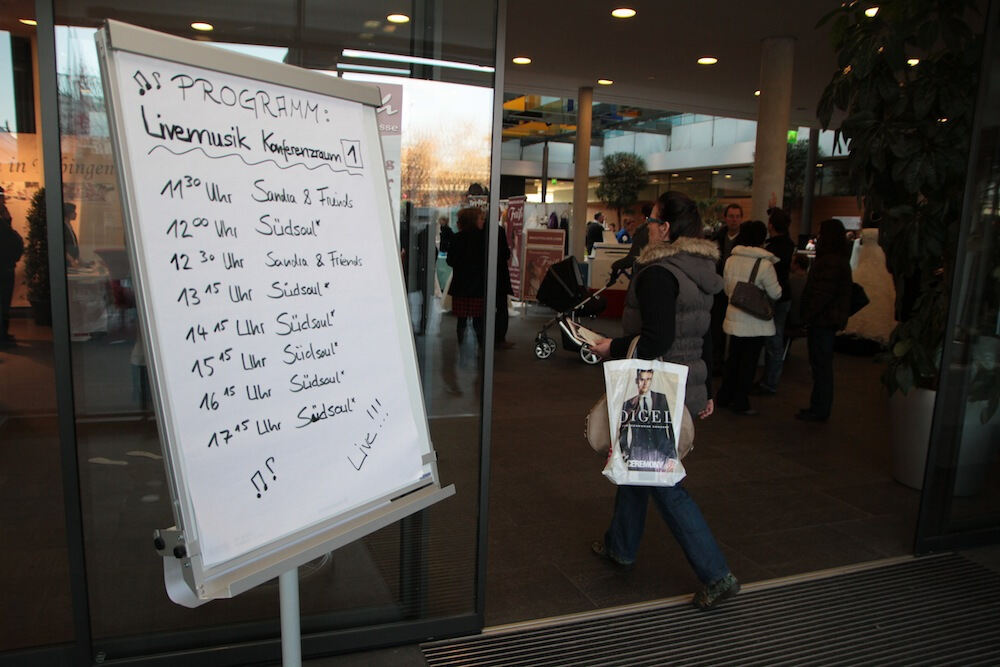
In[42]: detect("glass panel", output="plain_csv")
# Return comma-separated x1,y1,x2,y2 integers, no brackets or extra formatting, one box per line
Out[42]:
0,29,75,652
54,0,495,659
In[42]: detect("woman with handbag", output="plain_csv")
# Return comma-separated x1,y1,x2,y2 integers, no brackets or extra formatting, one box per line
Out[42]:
715,220,782,416
797,218,853,422
589,191,740,610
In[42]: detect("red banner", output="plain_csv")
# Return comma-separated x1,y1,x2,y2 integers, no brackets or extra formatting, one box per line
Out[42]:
506,196,525,299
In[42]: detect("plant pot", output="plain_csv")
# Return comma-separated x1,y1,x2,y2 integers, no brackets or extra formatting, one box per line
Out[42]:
889,387,936,490
30,299,52,326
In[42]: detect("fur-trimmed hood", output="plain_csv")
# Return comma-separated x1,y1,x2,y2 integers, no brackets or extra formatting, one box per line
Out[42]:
636,237,723,296
637,236,720,264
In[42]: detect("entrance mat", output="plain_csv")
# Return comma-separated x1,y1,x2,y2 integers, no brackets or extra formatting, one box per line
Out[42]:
422,554,1000,666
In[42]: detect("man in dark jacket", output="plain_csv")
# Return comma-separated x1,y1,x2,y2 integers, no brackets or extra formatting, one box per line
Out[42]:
0,187,24,346
754,206,796,394
586,212,606,255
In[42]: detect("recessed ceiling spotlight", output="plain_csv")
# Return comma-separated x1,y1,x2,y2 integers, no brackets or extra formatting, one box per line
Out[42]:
697,56,718,65
864,6,879,17
754,89,761,96
383,25,397,33
816,163,824,167
671,173,680,178
363,20,380,29
359,32,374,39
686,176,693,181
191,21,214,31
387,13,410,23
611,8,637,18
597,79,613,85
712,170,720,175
512,56,532,65
907,58,920,66
724,174,732,179
938,117,949,123
19,18,37,26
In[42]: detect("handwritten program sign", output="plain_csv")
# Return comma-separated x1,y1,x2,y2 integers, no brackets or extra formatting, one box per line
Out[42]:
108,48,429,570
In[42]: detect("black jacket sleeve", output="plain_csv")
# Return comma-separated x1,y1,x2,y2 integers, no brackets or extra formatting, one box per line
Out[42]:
609,267,678,359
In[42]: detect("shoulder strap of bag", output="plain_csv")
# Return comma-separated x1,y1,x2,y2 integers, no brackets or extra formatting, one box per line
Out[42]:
748,257,763,283
626,336,640,359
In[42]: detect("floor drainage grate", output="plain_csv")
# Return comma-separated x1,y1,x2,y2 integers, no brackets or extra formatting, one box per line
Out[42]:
422,554,1000,666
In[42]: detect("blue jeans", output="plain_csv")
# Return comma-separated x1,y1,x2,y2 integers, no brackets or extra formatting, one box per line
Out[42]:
760,299,792,390
604,483,730,585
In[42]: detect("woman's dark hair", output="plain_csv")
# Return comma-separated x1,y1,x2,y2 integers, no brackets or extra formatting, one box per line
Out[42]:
456,207,482,232
656,190,702,240
768,207,791,235
816,218,848,257
734,219,768,247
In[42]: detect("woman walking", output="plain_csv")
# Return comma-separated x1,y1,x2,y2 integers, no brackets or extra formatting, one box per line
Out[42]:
590,191,740,610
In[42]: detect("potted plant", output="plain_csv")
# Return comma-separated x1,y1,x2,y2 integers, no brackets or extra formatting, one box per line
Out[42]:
816,0,986,488
596,152,648,227
23,187,52,326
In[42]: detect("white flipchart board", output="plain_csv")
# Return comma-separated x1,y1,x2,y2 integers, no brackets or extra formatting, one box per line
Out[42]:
96,21,453,606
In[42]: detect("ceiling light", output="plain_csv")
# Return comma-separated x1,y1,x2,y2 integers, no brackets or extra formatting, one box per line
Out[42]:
671,173,679,178
907,58,920,66
938,117,949,123
337,63,411,76
382,25,397,33
19,18,37,26
697,57,718,65
712,170,719,175
512,56,532,65
386,13,410,24
359,32,374,40
686,176,693,181
816,163,824,167
864,6,879,17
597,79,613,85
754,90,761,97
191,22,214,31
724,174,732,179
611,8,637,18
341,48,494,73
363,20,380,28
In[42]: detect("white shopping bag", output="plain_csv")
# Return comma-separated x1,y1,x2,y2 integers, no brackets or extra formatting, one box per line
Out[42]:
602,358,688,486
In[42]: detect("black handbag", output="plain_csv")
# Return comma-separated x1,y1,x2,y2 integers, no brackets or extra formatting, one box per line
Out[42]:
730,258,773,320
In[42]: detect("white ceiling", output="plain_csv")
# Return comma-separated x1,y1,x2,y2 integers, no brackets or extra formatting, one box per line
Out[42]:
504,0,841,128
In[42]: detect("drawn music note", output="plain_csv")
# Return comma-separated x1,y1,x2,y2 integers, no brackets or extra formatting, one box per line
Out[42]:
151,71,162,90
251,470,268,498
265,456,276,480
133,71,152,95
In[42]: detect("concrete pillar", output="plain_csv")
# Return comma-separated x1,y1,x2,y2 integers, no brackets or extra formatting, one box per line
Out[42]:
572,86,593,259
751,37,795,221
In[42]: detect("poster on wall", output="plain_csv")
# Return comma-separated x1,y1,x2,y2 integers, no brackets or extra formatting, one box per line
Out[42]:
506,195,525,299
522,228,565,302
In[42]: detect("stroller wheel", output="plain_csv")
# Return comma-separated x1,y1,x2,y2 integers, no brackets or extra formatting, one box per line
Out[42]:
534,341,554,359
580,345,601,365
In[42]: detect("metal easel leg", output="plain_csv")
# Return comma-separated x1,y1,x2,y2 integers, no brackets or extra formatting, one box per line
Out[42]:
279,568,302,667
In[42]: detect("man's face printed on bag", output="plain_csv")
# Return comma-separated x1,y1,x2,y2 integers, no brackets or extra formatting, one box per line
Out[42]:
636,370,653,396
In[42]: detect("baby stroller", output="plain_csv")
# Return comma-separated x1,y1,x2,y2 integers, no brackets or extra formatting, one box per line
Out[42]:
532,256,626,364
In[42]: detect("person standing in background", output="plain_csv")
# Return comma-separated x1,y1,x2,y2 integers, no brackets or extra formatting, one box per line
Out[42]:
715,220,782,416
494,214,514,349
709,203,744,373
754,205,795,395
437,216,454,255
447,207,487,352
0,187,24,347
797,218,853,423
586,212,606,255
